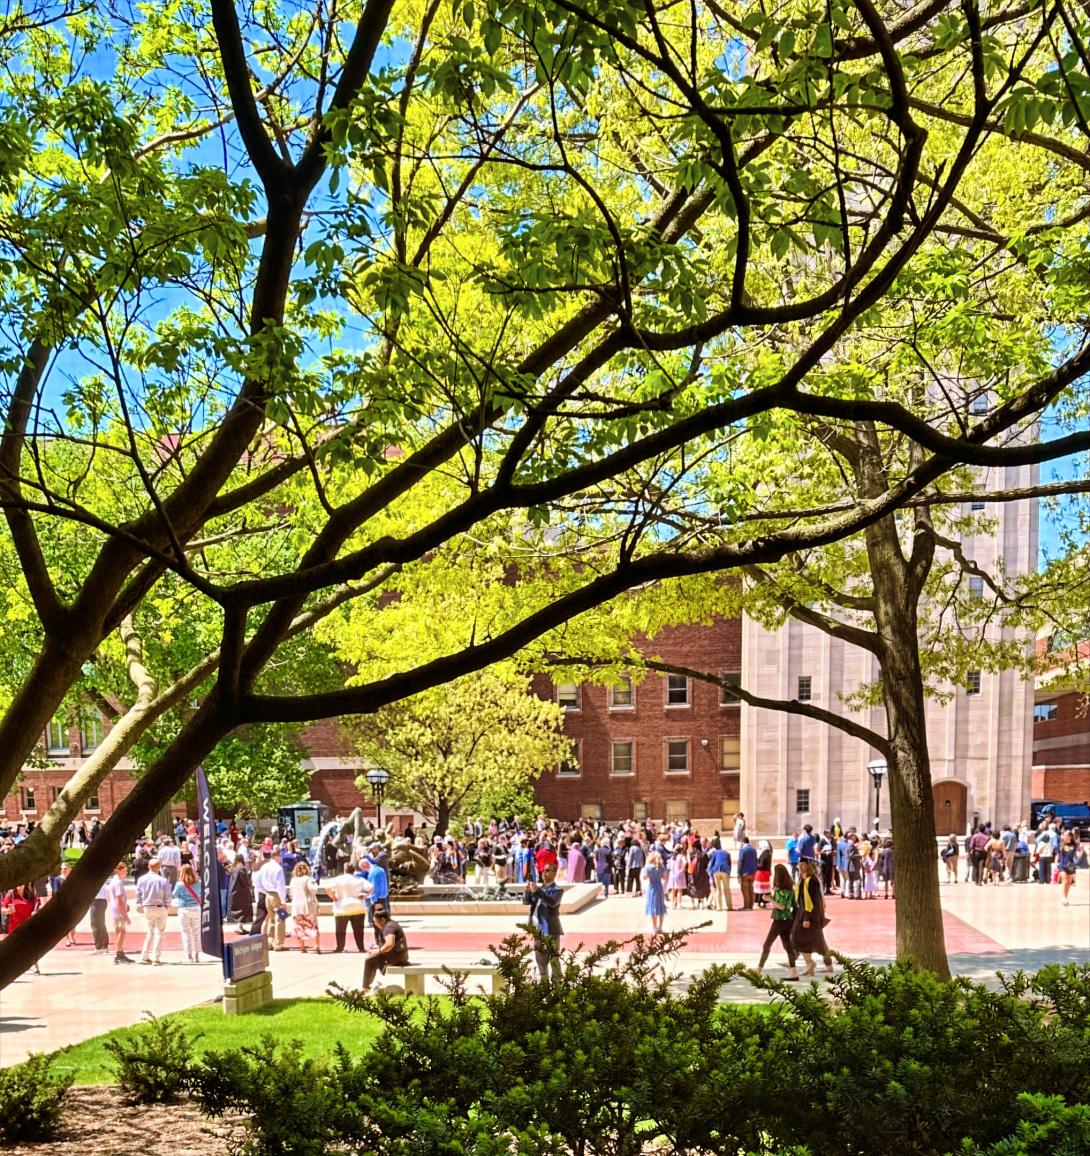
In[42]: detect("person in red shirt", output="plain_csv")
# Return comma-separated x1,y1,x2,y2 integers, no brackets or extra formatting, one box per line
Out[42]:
534,839,558,878
1,882,40,974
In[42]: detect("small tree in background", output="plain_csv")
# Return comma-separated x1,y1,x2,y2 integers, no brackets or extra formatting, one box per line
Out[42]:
349,671,570,835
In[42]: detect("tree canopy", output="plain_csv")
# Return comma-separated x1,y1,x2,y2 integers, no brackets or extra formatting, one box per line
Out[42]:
1,0,1089,982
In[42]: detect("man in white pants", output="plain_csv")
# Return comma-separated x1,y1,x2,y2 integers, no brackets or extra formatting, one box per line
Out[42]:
135,857,173,965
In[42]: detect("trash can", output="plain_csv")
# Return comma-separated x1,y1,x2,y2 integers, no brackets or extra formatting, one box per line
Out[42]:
1010,853,1030,883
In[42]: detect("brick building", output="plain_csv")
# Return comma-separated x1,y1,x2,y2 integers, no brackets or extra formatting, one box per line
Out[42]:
1032,638,1090,804
532,618,742,829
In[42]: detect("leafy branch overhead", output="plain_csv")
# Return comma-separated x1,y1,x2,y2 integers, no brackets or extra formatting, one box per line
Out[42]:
0,0,1088,980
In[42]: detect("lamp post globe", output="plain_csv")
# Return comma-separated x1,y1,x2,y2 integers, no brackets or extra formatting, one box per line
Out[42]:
867,758,888,832
364,766,390,828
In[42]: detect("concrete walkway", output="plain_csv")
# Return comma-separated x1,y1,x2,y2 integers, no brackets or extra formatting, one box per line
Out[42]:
1,875,1086,1066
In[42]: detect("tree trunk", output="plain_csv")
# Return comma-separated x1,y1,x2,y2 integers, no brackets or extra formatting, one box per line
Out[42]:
869,523,951,977
435,798,452,838
0,699,231,989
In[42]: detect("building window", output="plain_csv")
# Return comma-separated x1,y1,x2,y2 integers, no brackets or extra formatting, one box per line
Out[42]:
1033,702,1058,723
22,786,35,811
665,799,689,823
718,735,740,773
86,792,100,811
665,674,690,706
721,796,741,829
608,676,634,710
611,740,634,776
719,670,741,706
579,802,602,820
796,788,811,813
968,575,984,599
80,710,104,753
797,676,812,703
632,800,649,821
966,670,982,696
558,740,581,777
46,716,68,754
555,682,580,710
665,739,690,774
969,391,990,415
51,786,62,803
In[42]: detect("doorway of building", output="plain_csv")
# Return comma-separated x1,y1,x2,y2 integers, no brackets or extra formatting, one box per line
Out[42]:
932,780,967,835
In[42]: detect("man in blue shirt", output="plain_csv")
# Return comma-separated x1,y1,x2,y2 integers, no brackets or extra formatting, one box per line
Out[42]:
797,825,817,862
785,832,800,881
707,844,732,910
737,838,757,909
356,856,390,923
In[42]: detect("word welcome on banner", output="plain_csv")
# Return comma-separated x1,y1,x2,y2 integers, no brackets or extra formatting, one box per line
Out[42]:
195,765,225,973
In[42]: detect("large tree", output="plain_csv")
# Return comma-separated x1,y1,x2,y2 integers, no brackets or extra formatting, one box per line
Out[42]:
1,0,1089,985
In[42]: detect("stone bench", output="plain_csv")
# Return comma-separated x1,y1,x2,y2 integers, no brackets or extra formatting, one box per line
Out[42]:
384,963,507,996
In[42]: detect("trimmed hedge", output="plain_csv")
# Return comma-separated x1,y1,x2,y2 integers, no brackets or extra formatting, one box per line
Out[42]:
175,934,1089,1155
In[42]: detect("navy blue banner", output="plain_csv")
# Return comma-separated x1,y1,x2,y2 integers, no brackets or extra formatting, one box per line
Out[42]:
195,765,224,971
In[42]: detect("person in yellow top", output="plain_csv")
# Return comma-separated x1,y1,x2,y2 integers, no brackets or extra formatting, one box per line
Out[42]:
791,859,834,977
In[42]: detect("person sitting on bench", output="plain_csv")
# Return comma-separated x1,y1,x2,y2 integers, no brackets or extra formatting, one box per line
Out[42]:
361,903,410,994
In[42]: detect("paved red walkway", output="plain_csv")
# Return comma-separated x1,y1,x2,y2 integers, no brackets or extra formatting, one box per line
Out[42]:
53,896,1005,958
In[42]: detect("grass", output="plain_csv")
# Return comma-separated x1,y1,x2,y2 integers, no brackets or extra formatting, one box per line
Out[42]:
50,997,385,1085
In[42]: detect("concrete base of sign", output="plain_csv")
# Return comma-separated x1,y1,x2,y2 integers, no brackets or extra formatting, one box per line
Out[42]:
224,969,272,1015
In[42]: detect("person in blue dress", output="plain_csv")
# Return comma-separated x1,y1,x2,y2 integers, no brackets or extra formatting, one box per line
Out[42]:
642,851,667,932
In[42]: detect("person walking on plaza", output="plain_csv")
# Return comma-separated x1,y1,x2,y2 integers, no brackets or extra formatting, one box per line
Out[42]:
1057,831,1080,906
89,876,110,953
753,840,773,908
226,851,254,932
737,837,757,910
251,848,289,949
1033,827,1054,885
289,861,320,952
158,837,181,887
625,838,645,896
594,836,613,897
732,812,746,849
642,852,667,933
360,904,410,995
135,857,172,965
707,841,732,911
791,859,834,977
524,861,564,983
756,864,798,981
667,845,687,909
173,863,202,962
1,883,40,974
106,861,133,964
940,834,959,883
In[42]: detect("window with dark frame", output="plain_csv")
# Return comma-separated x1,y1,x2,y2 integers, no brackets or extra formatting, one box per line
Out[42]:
611,740,634,775
796,788,811,813
86,792,100,810
666,673,690,705
966,670,982,696
719,670,741,706
666,739,690,773
558,740,582,776
80,710,104,753
1033,702,1058,723
968,575,984,599
22,786,35,810
797,676,812,702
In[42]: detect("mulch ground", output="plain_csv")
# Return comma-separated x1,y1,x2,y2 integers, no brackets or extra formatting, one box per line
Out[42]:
5,1086,246,1155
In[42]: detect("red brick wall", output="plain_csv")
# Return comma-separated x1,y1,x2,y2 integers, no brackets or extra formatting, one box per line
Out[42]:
532,617,742,825
1031,766,1090,803
1033,688,1090,769
300,718,355,759
3,766,186,825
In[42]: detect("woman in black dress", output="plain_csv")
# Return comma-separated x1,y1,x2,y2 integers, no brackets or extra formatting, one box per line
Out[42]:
226,853,254,931
791,859,833,976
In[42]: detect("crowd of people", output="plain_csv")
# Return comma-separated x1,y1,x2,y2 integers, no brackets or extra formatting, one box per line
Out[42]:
1,806,1084,982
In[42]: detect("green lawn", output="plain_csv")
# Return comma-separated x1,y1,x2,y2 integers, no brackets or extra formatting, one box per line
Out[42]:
50,997,385,1085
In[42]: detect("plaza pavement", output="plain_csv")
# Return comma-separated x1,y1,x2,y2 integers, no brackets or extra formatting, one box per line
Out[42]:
1,874,1086,1067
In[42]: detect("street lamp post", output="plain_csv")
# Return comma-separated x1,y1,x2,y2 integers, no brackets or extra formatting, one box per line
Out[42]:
867,758,887,832
364,766,390,829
